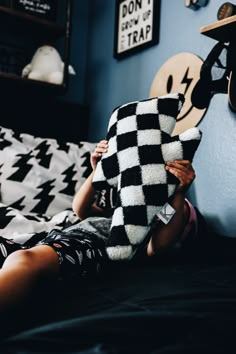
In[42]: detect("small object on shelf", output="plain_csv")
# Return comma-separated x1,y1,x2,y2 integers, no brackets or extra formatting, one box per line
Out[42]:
12,0,58,21
22,45,75,85
0,0,72,94
217,2,236,20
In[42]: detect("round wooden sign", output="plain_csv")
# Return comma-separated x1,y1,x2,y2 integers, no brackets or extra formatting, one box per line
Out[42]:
149,52,207,136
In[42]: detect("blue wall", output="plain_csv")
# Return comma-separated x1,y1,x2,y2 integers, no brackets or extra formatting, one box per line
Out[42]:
70,0,236,237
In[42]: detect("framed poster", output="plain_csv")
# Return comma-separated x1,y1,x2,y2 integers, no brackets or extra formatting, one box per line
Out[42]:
114,0,161,59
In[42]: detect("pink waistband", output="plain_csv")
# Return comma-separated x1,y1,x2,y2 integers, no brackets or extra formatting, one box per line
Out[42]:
180,199,198,242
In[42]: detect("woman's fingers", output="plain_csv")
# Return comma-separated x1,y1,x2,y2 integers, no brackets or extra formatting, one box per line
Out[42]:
90,140,108,170
95,140,108,154
166,160,193,172
165,160,195,192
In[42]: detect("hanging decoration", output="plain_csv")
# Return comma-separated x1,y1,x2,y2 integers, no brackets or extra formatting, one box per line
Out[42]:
149,52,207,136
185,0,208,11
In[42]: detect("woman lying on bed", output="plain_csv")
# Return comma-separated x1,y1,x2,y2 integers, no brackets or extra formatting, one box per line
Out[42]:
0,140,199,314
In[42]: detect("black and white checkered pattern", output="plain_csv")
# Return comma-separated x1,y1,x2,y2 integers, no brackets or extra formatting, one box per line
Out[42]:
92,93,202,261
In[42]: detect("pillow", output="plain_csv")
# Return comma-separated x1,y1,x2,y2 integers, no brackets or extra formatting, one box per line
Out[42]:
0,126,96,216
92,93,202,261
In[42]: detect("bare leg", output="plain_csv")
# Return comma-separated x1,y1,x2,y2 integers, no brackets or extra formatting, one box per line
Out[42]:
0,245,59,314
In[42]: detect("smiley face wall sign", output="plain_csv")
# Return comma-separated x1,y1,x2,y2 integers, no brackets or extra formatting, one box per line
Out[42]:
149,52,207,136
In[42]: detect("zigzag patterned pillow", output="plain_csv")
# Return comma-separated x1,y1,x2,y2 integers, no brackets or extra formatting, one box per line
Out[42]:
92,93,202,261
0,127,96,216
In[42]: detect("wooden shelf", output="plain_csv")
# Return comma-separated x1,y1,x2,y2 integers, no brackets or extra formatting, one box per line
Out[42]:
0,0,72,95
0,71,67,95
200,15,236,42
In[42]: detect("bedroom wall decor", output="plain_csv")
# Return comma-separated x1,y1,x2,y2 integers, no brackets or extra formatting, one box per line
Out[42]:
200,21,234,110
185,0,208,10
114,0,161,59
21,45,76,85
149,52,207,136
0,0,72,94
217,2,236,20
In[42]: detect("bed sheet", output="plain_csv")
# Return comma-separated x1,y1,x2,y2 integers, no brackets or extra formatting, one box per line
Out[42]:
2,251,236,354
0,202,79,245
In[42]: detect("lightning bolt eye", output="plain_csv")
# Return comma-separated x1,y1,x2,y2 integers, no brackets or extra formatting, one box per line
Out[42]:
181,67,193,95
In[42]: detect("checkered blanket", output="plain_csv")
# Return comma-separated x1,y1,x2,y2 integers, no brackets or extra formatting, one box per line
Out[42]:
93,93,202,260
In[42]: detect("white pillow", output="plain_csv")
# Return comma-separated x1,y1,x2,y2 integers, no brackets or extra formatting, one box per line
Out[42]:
0,126,96,216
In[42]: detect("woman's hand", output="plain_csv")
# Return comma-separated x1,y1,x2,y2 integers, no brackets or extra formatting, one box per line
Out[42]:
165,160,195,193
90,140,108,171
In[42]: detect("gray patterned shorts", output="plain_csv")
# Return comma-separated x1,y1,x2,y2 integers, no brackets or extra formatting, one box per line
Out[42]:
38,227,109,280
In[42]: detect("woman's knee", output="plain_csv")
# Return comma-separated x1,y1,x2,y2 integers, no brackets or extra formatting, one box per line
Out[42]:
3,249,35,268
3,246,59,277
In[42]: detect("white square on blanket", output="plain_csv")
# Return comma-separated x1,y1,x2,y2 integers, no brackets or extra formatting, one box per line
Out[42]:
137,129,161,146
106,136,117,157
107,176,119,187
161,141,183,162
159,115,176,135
120,185,145,206
136,99,158,115
92,162,106,183
118,146,139,171
111,207,124,226
141,164,167,185
117,115,137,135
125,224,149,244
108,110,118,131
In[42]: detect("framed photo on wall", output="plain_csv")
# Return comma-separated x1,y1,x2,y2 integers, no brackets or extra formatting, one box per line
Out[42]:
114,0,161,59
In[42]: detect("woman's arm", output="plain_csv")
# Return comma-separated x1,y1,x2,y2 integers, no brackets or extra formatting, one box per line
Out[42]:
147,160,195,256
72,140,108,220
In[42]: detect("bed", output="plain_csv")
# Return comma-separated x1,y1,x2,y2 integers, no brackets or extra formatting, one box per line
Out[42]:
1,98,236,354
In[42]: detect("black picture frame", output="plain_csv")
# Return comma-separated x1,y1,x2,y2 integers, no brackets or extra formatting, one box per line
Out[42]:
114,0,161,60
